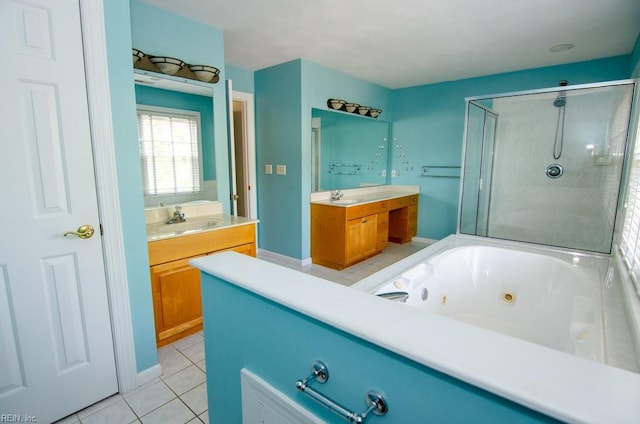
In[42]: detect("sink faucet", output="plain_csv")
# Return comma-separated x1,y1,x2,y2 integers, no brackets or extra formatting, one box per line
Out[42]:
331,190,343,201
166,206,186,224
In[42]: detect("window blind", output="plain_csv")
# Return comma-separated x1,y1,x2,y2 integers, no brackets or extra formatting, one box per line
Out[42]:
137,109,201,196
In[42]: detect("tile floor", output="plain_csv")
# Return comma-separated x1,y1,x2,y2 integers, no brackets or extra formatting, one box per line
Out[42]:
56,240,429,424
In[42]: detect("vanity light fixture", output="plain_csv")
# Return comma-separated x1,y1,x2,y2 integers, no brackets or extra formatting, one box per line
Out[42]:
133,48,220,84
328,99,346,110
149,56,185,75
132,48,145,65
326,98,382,118
189,65,220,83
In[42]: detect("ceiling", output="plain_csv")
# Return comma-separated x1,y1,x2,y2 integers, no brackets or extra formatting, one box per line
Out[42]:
142,0,640,89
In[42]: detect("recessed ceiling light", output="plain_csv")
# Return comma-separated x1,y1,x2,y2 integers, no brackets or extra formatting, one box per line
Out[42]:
549,44,575,52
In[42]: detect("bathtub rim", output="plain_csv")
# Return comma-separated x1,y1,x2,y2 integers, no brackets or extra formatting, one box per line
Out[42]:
192,250,640,424
353,234,611,293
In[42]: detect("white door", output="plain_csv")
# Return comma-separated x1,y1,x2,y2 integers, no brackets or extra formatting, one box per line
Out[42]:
0,0,118,422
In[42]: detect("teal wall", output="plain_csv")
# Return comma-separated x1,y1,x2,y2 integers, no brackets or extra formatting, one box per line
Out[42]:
255,60,303,258
391,55,632,240
103,0,231,373
201,272,559,423
226,64,255,93
134,85,216,180
256,60,392,259
103,0,157,372
632,33,640,77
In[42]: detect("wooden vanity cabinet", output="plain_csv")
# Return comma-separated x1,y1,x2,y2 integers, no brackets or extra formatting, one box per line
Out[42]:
311,194,418,270
311,201,387,270
148,223,256,347
388,195,418,243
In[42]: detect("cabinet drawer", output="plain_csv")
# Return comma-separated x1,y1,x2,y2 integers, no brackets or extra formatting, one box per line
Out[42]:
213,242,256,257
148,223,256,266
389,195,418,210
346,201,388,220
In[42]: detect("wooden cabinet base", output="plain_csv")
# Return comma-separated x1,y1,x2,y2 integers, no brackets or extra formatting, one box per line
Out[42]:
311,195,417,270
148,223,256,347
157,321,203,347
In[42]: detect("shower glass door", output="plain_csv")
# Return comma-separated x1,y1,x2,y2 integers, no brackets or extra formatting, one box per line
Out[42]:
460,81,635,254
460,101,497,236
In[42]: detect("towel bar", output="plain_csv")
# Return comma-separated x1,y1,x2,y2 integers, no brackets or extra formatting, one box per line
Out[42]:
295,361,388,423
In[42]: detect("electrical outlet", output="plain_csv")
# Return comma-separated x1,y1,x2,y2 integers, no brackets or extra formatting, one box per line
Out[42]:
381,169,387,177
265,164,273,174
276,164,287,175
391,169,397,177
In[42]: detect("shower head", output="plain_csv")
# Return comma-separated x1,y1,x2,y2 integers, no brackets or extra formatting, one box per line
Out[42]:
553,93,566,107
553,79,568,107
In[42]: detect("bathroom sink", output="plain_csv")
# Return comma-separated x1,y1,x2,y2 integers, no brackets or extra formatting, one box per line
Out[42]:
164,219,218,232
147,218,219,237
332,199,359,205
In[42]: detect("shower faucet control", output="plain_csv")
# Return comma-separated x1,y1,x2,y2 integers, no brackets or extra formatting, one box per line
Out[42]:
546,164,564,179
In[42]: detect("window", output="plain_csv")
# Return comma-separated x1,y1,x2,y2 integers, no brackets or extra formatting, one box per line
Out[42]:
617,92,640,298
137,106,202,198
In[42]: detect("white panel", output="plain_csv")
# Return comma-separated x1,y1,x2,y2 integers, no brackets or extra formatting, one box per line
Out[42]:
241,369,323,424
42,254,89,372
11,1,53,58
21,81,70,215
0,265,26,397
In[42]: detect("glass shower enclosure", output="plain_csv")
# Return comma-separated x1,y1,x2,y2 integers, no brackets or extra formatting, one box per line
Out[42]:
459,80,636,253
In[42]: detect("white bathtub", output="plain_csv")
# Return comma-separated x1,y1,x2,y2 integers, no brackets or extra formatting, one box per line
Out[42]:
356,235,611,362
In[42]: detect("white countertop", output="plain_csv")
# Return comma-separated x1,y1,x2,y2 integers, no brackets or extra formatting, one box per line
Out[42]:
310,185,419,207
146,214,258,241
191,252,640,424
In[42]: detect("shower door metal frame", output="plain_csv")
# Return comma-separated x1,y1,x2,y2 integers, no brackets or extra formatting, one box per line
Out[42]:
457,78,638,254
467,101,498,236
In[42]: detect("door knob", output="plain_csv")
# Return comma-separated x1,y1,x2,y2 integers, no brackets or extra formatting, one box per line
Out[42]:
64,224,95,239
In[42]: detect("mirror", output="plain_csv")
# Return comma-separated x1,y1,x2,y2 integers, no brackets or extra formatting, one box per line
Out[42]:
134,70,216,207
311,108,390,192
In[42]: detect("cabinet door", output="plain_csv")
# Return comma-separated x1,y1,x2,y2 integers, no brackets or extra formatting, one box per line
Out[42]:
346,214,378,264
377,211,389,251
361,214,378,257
151,256,204,346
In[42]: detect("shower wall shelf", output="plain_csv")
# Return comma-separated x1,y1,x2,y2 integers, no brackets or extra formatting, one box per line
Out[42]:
421,165,461,178
329,163,361,175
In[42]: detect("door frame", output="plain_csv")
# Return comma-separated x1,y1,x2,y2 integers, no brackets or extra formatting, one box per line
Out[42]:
80,0,137,392
232,90,258,219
